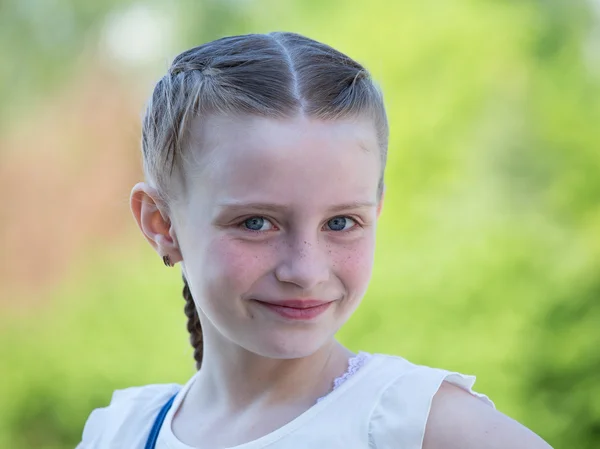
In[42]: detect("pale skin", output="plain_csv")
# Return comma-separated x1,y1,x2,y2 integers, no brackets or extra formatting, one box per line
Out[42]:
131,114,552,448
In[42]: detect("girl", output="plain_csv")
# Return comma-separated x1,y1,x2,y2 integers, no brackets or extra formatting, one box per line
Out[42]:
78,32,552,449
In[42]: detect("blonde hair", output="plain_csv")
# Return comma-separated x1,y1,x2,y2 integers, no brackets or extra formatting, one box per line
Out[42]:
140,32,389,369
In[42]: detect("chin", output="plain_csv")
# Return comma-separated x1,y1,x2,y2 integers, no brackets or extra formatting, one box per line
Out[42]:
246,332,331,360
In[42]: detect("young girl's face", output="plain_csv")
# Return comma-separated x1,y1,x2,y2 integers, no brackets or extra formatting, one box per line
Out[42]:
172,114,383,359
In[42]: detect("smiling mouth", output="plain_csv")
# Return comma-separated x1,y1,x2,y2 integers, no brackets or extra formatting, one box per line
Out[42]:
253,300,333,320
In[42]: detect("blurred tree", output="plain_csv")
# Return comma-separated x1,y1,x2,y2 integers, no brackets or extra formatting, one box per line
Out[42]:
0,0,250,133
524,274,600,449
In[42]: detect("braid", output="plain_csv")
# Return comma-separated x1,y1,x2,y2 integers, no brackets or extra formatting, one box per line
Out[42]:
182,275,203,370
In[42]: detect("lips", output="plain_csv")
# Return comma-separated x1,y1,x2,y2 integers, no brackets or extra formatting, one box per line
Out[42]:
253,298,334,320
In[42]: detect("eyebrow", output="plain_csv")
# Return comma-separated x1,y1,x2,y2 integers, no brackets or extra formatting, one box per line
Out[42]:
216,201,376,213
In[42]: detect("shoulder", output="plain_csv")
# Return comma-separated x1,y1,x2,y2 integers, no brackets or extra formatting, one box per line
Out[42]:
366,354,552,449
423,381,553,449
367,354,493,448
78,382,181,448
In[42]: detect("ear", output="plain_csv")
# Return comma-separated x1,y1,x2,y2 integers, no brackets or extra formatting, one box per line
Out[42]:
130,182,183,265
376,185,385,219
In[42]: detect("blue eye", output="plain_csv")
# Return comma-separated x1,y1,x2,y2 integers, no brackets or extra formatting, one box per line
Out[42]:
242,216,273,232
327,216,355,231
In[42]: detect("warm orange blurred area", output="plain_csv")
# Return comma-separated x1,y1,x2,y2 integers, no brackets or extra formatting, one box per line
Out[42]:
0,63,143,305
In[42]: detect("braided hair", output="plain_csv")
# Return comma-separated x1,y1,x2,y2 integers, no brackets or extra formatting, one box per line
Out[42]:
182,275,203,369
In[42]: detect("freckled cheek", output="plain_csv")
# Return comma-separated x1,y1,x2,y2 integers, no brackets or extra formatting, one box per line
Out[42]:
330,238,375,295
205,238,276,292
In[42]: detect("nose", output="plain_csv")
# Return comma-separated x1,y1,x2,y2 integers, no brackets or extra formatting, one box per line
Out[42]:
274,237,330,290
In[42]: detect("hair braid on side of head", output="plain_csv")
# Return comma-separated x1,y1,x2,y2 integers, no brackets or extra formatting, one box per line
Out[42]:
182,275,203,370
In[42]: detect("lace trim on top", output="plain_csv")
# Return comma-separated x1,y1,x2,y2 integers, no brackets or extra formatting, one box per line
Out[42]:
316,351,372,403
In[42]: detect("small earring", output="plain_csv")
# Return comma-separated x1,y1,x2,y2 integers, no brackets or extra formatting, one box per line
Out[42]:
163,255,173,267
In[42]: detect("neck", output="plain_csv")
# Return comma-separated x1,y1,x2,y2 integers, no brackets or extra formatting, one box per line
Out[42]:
188,326,353,412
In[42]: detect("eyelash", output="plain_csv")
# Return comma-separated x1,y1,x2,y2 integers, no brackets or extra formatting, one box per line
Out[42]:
237,215,361,234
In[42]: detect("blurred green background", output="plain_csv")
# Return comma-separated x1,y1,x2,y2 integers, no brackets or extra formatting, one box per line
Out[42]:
1,0,599,447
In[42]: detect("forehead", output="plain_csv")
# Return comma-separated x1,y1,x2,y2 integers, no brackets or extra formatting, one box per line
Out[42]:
183,114,381,207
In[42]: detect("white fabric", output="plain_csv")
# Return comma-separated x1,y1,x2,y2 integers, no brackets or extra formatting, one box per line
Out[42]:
77,353,494,449
317,351,372,403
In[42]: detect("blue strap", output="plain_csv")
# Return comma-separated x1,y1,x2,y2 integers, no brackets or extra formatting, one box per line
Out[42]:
144,393,177,449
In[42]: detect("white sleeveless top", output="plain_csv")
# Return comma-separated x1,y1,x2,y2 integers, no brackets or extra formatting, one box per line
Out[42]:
77,353,494,449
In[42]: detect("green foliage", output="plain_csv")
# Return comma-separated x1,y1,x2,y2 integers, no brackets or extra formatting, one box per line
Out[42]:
0,239,194,448
1,0,599,448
